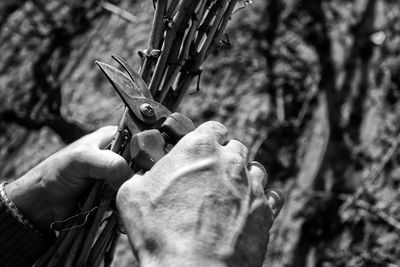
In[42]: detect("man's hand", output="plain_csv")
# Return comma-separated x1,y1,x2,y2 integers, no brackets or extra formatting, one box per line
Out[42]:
5,126,132,232
117,121,284,267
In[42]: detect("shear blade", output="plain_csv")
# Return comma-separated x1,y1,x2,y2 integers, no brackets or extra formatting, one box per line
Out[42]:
111,55,153,100
96,61,145,111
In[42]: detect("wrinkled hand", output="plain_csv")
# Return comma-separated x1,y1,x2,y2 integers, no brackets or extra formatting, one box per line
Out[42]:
117,121,284,267
5,126,132,231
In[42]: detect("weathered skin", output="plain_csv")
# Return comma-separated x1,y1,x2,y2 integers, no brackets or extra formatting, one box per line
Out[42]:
5,121,283,266
5,126,132,231
117,121,284,267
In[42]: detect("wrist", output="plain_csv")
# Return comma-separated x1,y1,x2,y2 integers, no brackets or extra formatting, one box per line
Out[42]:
139,253,227,267
134,238,228,267
4,170,53,232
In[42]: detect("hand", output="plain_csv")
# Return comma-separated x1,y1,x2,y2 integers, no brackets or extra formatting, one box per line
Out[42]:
116,121,284,267
5,126,132,232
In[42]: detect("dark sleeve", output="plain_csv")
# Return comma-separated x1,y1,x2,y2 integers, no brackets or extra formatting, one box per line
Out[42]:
0,199,55,267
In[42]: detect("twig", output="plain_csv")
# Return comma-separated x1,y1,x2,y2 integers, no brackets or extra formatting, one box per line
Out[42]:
76,197,113,266
354,199,400,232
249,131,268,162
157,0,210,103
232,0,253,15
140,0,167,84
87,215,117,267
205,0,238,58
340,135,399,213
293,83,318,128
276,88,285,123
365,137,399,185
101,2,137,24
104,232,120,267
148,0,198,95
43,182,102,266
198,0,229,62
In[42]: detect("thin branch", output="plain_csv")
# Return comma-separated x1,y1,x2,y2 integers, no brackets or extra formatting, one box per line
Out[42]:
249,131,268,162
148,0,198,95
140,0,167,84
157,0,209,103
102,2,137,23
354,199,400,232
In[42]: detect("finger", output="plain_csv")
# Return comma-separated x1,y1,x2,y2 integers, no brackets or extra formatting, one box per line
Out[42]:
93,126,119,148
78,126,118,148
265,190,285,218
224,139,249,161
248,161,268,189
82,149,133,190
193,121,228,145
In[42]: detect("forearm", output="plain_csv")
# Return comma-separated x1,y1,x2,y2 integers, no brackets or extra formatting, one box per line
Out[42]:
139,255,227,267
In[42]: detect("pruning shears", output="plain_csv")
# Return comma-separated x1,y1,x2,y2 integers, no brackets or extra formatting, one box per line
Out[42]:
96,55,195,171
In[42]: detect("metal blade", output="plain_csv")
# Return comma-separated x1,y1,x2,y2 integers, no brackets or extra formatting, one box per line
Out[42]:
111,55,153,100
96,61,145,112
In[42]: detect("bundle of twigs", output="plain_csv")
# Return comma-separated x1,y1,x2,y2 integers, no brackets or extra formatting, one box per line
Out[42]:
36,0,240,266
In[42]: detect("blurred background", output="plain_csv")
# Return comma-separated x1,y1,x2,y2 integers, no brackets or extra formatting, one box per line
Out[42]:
1,0,400,266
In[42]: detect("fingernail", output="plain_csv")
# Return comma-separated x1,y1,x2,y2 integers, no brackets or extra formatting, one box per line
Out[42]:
248,161,268,187
265,190,285,218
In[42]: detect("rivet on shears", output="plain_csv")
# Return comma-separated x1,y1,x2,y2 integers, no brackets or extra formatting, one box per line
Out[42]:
140,103,155,118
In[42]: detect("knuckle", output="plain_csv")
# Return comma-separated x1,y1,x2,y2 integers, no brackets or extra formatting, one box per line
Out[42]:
70,146,91,163
199,121,228,134
183,133,217,154
203,120,226,130
183,131,215,146
191,134,216,151
228,154,246,167
236,140,249,155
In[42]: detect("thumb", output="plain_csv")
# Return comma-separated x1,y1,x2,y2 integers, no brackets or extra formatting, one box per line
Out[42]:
85,149,133,190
